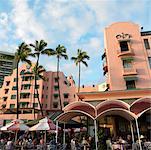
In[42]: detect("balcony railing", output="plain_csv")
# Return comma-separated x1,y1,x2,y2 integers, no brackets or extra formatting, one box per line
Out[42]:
117,49,134,57
123,67,137,76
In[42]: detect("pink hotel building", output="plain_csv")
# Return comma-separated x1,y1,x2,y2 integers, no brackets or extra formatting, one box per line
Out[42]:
58,22,151,138
0,63,76,122
0,22,150,137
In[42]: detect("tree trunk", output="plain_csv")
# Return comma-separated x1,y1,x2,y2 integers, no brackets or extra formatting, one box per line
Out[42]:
35,54,43,117
16,61,19,119
57,56,62,111
78,62,81,93
35,79,44,117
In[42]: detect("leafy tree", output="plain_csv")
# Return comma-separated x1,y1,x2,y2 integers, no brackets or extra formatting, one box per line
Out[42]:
30,40,53,117
71,49,90,93
32,64,46,117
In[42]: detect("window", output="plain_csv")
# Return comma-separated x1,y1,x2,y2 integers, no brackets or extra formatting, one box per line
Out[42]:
22,76,33,81
21,84,31,90
33,103,38,107
120,41,129,52
53,102,58,108
43,86,44,90
3,97,7,101
20,93,30,99
126,80,136,89
10,104,15,109
11,95,16,99
54,77,58,83
123,60,132,68
34,94,39,98
144,39,150,49
54,86,59,91
6,81,10,86
54,94,58,99
45,104,47,108
64,81,68,85
148,57,151,68
35,85,39,89
12,86,17,90
4,89,9,94
46,95,48,99
46,86,48,90
42,94,44,98
20,102,28,108
63,101,69,107
14,78,17,82
64,93,69,99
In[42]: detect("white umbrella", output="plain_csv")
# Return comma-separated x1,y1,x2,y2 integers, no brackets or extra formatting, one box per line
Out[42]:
29,117,59,143
29,117,57,131
1,119,29,131
1,119,29,142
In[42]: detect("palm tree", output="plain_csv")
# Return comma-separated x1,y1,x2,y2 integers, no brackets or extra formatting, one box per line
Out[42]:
49,45,68,111
15,42,33,119
30,40,53,117
71,49,90,93
32,64,46,117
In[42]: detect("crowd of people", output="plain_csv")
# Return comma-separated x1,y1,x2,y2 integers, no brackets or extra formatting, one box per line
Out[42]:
0,132,151,150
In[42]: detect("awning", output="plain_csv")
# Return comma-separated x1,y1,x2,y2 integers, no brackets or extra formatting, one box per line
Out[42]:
96,108,136,121
124,76,138,81
121,57,134,61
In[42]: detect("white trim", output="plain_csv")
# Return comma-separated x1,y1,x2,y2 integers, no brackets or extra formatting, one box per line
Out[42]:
96,108,137,120
96,99,130,110
130,97,151,107
137,107,151,118
63,101,96,111
54,110,95,122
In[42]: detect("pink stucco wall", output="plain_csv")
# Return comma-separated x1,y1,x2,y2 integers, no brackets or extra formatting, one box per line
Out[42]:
0,63,77,120
104,22,151,90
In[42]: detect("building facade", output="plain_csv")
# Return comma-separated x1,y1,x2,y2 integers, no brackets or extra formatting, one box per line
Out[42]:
102,22,151,90
0,51,17,88
0,63,76,122
59,22,151,140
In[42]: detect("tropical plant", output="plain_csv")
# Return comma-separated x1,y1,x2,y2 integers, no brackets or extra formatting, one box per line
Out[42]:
49,44,68,111
71,49,90,93
32,64,46,117
15,42,33,119
30,40,53,117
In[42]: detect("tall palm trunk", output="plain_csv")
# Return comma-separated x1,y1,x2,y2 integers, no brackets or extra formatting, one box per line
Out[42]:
78,62,81,93
16,61,19,119
34,54,44,117
57,56,62,111
35,75,44,117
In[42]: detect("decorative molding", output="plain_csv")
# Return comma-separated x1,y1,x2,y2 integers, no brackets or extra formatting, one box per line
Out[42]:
116,33,132,41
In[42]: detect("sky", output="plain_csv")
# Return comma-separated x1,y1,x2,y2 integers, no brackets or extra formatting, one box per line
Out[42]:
0,0,151,86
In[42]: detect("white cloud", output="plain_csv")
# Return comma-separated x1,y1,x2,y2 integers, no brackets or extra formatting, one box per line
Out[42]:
0,12,8,26
11,0,47,43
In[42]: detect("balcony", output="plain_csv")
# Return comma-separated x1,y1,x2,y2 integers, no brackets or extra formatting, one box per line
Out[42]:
117,49,134,57
123,67,137,76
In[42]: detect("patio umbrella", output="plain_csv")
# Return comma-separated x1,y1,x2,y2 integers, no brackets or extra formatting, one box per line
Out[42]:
29,117,59,143
1,119,29,131
1,119,29,142
29,117,57,131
